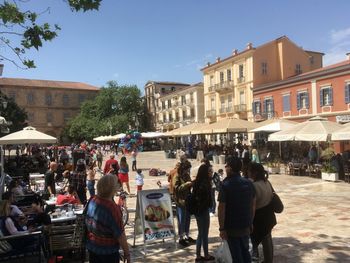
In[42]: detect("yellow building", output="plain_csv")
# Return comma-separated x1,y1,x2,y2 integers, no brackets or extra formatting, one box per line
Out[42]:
0,78,99,139
157,82,204,131
144,81,191,130
201,36,323,123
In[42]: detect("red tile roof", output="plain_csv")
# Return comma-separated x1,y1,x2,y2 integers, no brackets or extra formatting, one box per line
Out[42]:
0,78,99,91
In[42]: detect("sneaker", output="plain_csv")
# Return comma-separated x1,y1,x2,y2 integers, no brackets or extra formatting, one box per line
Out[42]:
203,255,215,261
210,212,215,217
185,236,196,244
179,239,189,247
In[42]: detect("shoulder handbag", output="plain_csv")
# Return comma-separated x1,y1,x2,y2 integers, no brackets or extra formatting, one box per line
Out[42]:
185,190,199,215
268,181,284,213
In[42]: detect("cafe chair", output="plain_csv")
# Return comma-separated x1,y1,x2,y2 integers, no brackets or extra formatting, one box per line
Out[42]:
344,165,350,183
0,230,44,263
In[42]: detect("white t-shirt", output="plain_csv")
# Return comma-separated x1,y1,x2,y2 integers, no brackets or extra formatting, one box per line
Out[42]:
135,173,144,186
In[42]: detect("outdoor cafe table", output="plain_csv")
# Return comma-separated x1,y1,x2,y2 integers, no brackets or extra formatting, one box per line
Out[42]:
50,210,83,224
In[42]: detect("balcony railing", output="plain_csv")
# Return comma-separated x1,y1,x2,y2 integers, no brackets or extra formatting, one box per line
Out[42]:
208,85,215,92
254,111,276,120
215,81,235,92
206,109,216,117
237,76,245,84
234,104,247,112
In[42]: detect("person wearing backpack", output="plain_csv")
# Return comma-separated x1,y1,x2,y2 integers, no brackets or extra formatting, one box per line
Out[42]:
192,163,215,262
174,156,196,247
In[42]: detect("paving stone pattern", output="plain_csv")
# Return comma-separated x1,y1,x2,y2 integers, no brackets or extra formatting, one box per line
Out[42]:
102,151,350,263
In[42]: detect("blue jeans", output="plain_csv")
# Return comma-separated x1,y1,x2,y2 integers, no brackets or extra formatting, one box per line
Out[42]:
176,206,190,238
87,180,95,197
209,188,216,214
195,209,210,257
227,235,251,263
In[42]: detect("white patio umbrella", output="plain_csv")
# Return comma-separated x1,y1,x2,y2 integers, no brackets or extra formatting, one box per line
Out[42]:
93,136,106,141
269,116,343,142
331,122,350,141
0,126,57,145
250,119,297,133
194,118,258,134
112,133,126,140
141,132,165,138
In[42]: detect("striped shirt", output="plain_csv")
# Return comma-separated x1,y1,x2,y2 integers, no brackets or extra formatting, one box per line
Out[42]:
85,196,124,255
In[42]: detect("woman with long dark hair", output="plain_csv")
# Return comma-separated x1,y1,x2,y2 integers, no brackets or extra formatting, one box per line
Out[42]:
248,162,276,263
192,163,214,262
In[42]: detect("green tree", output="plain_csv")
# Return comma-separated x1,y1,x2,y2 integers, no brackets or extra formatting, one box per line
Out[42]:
65,82,146,142
0,0,101,68
0,91,27,133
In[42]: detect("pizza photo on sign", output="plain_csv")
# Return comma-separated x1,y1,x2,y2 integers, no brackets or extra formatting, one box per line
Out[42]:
144,204,170,222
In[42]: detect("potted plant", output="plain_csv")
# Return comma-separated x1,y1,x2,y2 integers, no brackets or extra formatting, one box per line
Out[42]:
320,147,339,181
321,162,339,181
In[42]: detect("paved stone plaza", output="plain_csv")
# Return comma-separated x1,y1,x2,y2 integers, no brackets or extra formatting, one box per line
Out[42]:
111,151,350,263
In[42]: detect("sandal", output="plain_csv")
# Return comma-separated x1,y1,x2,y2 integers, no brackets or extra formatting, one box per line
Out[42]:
203,255,215,261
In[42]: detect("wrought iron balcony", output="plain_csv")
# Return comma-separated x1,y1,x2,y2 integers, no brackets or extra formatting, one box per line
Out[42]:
215,81,235,92
234,104,247,112
206,109,216,117
208,85,215,92
237,77,245,84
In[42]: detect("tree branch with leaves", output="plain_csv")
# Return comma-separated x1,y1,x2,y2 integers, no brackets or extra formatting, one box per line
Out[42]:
0,0,101,69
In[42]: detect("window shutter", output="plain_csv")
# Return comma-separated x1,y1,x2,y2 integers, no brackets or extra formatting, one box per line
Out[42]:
305,92,310,109
297,93,301,110
252,102,256,115
345,84,350,104
263,99,267,113
285,95,291,111
320,89,324,107
257,101,261,113
329,87,333,106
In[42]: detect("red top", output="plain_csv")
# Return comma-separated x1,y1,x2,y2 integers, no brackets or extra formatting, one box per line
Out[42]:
56,194,79,205
103,159,119,174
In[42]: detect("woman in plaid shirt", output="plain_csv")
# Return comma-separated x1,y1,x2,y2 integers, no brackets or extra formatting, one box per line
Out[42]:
71,159,87,204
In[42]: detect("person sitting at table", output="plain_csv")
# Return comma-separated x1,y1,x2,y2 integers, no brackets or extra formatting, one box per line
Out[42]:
56,186,81,205
28,195,51,228
2,192,27,228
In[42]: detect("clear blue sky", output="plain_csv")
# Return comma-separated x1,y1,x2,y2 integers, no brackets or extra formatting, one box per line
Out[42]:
2,0,350,91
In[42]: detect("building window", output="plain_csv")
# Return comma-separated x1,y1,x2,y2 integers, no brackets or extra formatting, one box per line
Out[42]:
262,62,267,75
239,90,245,105
210,97,215,110
63,112,70,122
239,64,244,78
227,69,232,81
228,95,233,111
78,94,86,104
28,112,34,122
309,56,314,65
8,92,16,102
45,93,52,106
283,94,291,112
297,91,309,110
168,99,171,108
263,98,274,116
47,112,53,122
295,64,302,74
252,101,261,115
220,72,224,83
62,94,69,106
320,86,333,106
220,97,225,112
345,82,350,104
181,96,186,105
162,101,165,109
27,92,34,105
209,75,214,86
190,108,194,117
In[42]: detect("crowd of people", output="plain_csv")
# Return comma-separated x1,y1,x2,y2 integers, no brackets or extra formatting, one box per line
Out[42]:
0,140,283,263
166,150,278,263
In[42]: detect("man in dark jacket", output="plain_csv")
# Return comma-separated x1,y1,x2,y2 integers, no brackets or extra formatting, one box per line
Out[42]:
218,156,256,263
